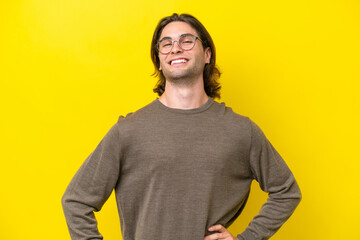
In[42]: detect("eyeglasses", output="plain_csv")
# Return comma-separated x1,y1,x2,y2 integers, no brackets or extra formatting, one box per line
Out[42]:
157,34,203,54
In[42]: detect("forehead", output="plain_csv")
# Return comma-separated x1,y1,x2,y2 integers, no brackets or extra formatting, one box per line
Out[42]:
159,21,198,39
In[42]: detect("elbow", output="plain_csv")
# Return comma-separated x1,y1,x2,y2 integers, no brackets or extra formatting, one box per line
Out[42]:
61,188,71,213
289,181,302,210
275,177,302,209
61,192,67,209
295,184,302,205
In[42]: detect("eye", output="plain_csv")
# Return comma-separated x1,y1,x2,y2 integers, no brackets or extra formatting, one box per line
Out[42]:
160,41,172,48
180,36,195,45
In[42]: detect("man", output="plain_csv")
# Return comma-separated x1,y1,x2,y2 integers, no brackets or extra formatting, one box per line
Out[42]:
62,13,301,240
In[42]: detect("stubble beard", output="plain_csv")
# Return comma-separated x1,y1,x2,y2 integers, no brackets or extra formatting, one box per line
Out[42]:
161,63,204,87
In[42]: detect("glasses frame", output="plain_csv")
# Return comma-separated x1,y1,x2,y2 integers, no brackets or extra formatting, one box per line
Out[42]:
157,34,203,54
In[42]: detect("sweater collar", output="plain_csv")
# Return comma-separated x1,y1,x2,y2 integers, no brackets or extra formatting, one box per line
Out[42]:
154,97,214,114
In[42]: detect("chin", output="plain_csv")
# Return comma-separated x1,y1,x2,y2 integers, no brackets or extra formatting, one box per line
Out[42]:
164,69,199,80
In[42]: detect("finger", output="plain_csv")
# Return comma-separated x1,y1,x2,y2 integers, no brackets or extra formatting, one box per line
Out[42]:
208,224,226,233
204,232,226,240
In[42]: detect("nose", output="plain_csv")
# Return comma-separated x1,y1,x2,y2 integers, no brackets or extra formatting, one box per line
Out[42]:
171,40,183,54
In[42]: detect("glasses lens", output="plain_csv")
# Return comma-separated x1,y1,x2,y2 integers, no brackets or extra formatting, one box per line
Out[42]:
158,35,197,54
179,36,195,50
159,39,172,53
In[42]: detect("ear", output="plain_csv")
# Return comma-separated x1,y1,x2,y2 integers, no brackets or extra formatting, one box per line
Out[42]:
204,47,211,64
159,65,162,71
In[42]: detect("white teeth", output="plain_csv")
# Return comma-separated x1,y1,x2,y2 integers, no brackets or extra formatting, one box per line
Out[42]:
171,59,187,65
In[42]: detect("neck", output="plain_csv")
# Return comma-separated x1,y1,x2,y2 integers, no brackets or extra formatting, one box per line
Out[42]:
158,77,209,109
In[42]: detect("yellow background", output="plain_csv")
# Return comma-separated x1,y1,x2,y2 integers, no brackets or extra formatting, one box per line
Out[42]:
1,0,359,239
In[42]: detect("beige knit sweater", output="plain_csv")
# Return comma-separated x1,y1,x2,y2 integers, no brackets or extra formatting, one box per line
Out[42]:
62,97,301,240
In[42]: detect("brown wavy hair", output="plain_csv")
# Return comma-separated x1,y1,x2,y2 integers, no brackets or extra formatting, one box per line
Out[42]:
151,13,221,99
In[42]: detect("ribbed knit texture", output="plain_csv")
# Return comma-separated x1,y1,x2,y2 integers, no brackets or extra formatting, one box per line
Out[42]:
62,97,301,240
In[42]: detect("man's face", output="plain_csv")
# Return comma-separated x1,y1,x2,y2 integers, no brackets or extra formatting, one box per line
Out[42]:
158,21,211,83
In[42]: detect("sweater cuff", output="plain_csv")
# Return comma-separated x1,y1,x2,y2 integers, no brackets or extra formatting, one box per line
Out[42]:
237,229,257,240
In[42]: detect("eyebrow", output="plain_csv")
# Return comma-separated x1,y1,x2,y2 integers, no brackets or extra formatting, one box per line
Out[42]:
159,33,194,42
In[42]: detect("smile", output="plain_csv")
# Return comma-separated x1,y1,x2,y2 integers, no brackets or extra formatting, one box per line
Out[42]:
169,58,188,65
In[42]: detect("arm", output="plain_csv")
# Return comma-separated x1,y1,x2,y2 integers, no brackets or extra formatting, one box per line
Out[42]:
237,120,302,240
61,121,122,240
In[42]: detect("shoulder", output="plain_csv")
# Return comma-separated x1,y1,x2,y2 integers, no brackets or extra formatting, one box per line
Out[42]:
211,100,271,141
113,99,159,133
212,100,252,128
120,99,157,120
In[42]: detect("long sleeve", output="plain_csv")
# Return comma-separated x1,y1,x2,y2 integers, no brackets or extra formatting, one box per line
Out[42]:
237,120,302,240
61,121,122,240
